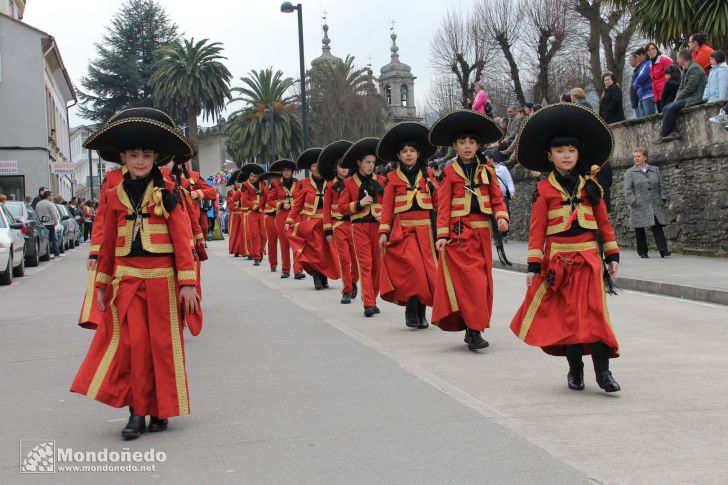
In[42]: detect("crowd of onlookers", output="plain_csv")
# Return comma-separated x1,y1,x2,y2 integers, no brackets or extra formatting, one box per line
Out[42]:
445,32,726,256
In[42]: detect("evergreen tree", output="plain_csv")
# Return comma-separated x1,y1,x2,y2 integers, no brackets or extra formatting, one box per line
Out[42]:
78,0,178,123
308,55,387,146
151,38,232,169
225,68,303,165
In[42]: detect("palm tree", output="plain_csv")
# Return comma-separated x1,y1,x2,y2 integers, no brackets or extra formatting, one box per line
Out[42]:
225,68,303,165
151,37,232,169
308,55,387,146
614,0,728,49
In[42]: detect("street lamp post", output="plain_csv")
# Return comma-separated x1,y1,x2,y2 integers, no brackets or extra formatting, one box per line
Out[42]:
281,2,308,149
88,146,94,202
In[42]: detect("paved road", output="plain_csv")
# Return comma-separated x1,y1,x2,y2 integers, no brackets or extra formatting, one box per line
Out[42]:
1,240,726,484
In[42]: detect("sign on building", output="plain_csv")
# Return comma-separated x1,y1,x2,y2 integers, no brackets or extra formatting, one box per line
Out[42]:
51,162,75,175
0,161,18,174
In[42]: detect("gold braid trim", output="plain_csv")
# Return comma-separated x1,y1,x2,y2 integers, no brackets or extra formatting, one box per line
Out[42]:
96,272,112,285
518,281,549,340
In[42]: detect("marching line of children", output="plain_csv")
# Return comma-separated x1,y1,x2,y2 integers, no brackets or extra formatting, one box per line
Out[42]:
74,104,623,441
239,106,622,394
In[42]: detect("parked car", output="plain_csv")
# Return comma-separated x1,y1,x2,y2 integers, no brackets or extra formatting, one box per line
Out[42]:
55,203,77,251
5,201,50,266
0,202,26,284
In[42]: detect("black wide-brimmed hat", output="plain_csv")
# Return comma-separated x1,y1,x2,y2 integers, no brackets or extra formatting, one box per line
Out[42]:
260,171,282,182
296,148,323,171
239,163,265,182
429,110,502,146
377,122,436,162
318,140,353,181
226,169,241,186
84,107,194,164
515,103,614,172
340,137,383,171
270,159,297,172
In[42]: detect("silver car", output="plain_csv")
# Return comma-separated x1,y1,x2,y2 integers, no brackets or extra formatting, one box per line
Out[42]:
0,202,26,284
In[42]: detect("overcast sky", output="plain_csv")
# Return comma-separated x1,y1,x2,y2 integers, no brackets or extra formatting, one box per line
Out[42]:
24,0,467,128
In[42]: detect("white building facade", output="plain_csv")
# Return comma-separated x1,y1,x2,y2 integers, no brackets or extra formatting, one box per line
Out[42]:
0,9,76,202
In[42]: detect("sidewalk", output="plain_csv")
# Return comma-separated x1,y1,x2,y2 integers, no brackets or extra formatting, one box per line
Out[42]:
497,240,728,305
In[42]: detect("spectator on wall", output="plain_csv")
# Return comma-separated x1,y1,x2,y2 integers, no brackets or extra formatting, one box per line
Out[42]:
492,156,515,242
559,93,571,103
646,42,674,112
661,65,681,106
570,87,594,110
702,50,728,104
628,53,640,114
471,82,493,117
689,32,714,75
654,49,707,143
632,47,656,117
599,72,626,123
623,147,670,258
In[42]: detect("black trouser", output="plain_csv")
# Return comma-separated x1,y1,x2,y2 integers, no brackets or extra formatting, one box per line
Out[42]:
84,221,93,240
660,99,686,137
635,217,668,255
207,217,216,234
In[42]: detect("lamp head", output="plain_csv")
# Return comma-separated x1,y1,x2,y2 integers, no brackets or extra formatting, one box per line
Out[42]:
280,2,296,13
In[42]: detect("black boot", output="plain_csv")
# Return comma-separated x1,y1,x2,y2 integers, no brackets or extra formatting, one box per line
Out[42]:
417,302,429,329
281,272,290,279
340,293,351,304
148,416,168,433
121,408,146,440
322,276,329,288
405,297,419,328
364,306,377,317
253,259,260,266
350,283,358,300
465,328,489,350
591,342,621,392
565,345,585,391
294,272,306,280
312,272,324,290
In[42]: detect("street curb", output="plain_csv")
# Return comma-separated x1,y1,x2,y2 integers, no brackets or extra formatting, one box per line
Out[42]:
496,263,728,306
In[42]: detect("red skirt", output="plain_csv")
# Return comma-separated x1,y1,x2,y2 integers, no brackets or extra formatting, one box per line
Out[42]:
432,214,494,332
70,256,191,418
287,214,341,280
380,211,437,306
510,233,619,357
228,211,245,255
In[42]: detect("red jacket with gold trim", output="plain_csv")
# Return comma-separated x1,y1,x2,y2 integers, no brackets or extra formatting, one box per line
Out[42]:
337,172,386,222
379,166,438,236
323,178,348,233
240,180,267,213
161,167,206,244
263,184,278,215
436,158,509,239
269,178,300,212
226,189,243,214
526,172,619,264
94,179,196,289
286,176,327,224
88,166,126,258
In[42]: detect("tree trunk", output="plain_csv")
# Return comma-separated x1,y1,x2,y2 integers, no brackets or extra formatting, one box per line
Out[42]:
575,0,605,96
495,35,526,105
187,107,200,172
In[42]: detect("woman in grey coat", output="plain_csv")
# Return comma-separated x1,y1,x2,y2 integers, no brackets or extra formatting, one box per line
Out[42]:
623,147,671,257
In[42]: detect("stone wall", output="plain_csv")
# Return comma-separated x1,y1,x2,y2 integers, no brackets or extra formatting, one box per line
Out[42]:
506,101,728,256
